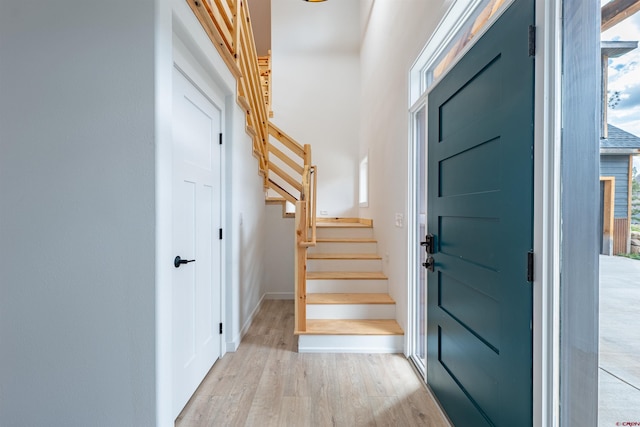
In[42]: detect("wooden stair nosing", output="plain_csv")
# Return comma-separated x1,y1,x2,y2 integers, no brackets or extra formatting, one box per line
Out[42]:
265,197,287,205
315,237,377,243
307,293,395,305
316,218,373,226
306,271,388,280
316,222,372,229
297,319,404,335
306,253,382,260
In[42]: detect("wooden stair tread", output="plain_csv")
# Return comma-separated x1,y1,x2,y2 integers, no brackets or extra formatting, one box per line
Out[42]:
299,319,404,335
316,222,372,228
316,238,377,243
265,197,286,204
307,253,382,260
307,293,395,305
306,271,388,280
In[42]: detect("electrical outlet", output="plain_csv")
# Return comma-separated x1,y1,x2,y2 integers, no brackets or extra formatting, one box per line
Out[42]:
320,210,328,216
395,213,404,227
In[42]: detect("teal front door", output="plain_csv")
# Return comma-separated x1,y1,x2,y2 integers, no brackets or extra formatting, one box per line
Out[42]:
426,0,535,425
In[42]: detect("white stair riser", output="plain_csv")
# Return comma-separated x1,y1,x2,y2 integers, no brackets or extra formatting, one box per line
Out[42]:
306,279,388,293
298,334,403,353
306,304,395,319
316,227,374,238
307,259,382,272
307,242,378,254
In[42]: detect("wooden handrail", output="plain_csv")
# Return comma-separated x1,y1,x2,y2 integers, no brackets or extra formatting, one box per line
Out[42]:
269,163,303,192
294,200,307,333
187,0,241,78
299,165,317,248
269,179,297,204
258,51,273,118
268,143,305,175
268,123,306,158
310,166,317,244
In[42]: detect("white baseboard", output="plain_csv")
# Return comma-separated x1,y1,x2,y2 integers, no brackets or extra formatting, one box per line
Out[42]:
226,339,240,353
225,294,265,352
264,292,294,300
298,334,404,353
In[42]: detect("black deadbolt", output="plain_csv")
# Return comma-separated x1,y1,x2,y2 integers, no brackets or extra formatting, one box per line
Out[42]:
422,256,435,272
420,234,435,255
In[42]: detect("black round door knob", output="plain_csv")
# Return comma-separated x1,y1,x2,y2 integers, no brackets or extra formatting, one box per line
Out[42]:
174,256,196,268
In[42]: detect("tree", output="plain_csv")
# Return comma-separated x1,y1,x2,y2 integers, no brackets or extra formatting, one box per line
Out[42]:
608,90,621,109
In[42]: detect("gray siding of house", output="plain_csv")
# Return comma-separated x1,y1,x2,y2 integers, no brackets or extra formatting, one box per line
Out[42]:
600,155,629,218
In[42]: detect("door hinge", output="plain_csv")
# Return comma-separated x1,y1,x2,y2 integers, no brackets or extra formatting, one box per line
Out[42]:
527,251,534,282
528,25,536,57
219,322,223,334
219,228,223,240
219,133,223,145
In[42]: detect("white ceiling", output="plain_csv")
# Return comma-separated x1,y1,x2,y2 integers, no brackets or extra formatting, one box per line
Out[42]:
271,0,362,55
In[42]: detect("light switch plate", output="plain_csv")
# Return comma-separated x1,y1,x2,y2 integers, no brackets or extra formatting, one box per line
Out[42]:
395,213,404,227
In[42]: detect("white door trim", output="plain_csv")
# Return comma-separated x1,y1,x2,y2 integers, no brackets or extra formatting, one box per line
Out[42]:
533,1,563,425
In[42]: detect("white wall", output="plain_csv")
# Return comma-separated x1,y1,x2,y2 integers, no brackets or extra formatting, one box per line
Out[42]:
0,1,268,425
271,52,360,217
0,1,157,425
270,0,361,219
227,103,268,348
359,0,449,333
264,204,295,299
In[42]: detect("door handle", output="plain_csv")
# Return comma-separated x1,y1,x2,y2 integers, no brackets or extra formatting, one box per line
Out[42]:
422,256,435,272
174,256,196,268
420,234,435,254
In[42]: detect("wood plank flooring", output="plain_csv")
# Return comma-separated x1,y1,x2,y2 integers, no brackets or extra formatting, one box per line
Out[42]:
175,300,450,427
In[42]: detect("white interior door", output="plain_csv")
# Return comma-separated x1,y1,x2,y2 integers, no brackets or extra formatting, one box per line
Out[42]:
172,67,222,418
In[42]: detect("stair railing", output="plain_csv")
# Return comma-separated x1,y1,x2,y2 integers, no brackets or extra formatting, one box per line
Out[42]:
294,163,317,332
186,0,317,333
187,0,270,185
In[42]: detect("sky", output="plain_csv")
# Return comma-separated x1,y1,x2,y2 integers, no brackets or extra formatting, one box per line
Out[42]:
601,1,640,174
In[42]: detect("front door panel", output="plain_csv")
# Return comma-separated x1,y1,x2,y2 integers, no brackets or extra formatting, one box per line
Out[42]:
427,0,535,425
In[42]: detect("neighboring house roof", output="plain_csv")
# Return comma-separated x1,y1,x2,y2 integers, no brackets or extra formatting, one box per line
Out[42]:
601,41,638,58
601,124,640,154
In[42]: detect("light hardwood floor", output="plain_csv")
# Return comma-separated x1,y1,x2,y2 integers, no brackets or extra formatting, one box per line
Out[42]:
176,300,451,427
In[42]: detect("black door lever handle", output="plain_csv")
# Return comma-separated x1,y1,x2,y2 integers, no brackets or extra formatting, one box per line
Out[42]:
174,256,196,268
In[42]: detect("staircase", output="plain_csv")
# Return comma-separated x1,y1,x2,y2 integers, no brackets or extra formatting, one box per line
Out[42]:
297,219,404,353
188,0,402,354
